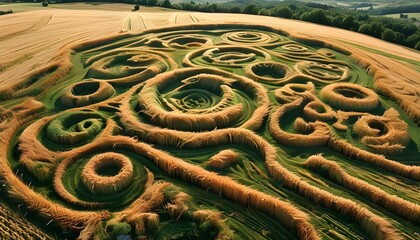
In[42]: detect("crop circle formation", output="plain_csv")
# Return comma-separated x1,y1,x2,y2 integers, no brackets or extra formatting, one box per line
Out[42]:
0,24,418,240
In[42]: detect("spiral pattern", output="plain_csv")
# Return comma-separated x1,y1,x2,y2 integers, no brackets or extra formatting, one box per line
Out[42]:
221,30,283,46
85,49,176,84
60,81,115,108
131,67,269,133
45,111,105,145
1,23,418,240
183,45,271,68
353,109,410,154
274,82,316,103
281,43,308,52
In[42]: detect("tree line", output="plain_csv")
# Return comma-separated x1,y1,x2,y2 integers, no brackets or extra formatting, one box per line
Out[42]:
5,0,420,50
134,0,420,50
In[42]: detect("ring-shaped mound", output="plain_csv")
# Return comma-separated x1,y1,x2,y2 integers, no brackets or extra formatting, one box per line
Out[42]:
183,45,271,68
18,110,116,182
81,152,134,195
85,48,176,84
54,139,156,209
296,61,349,83
245,62,293,84
221,31,282,46
167,35,212,48
45,111,105,145
60,81,115,108
281,43,308,52
136,67,269,132
320,83,379,112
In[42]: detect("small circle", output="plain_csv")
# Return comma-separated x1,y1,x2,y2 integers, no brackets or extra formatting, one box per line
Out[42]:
60,81,115,108
367,119,388,135
168,36,211,48
45,111,105,145
246,62,291,83
319,83,379,112
221,30,282,46
281,44,308,52
296,61,349,82
81,152,133,195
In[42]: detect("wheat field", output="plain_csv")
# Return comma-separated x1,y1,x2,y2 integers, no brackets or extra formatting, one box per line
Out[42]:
0,3,419,240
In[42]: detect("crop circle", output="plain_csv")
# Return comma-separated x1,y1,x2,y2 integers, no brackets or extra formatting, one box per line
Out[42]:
81,152,134,195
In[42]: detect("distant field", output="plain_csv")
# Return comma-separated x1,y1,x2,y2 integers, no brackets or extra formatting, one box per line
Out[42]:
384,12,420,18
0,3,419,240
0,2,175,13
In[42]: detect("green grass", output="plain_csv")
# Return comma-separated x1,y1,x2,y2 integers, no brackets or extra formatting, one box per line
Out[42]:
384,12,420,18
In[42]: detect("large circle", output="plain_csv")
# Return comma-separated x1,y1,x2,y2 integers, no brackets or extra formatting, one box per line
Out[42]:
136,67,268,132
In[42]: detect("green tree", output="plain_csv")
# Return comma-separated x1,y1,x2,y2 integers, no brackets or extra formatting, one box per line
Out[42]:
341,15,355,30
209,3,221,13
172,3,182,10
182,2,193,11
358,23,370,34
358,14,369,21
368,22,383,38
331,16,343,27
381,28,396,41
294,9,306,19
393,32,406,45
301,9,330,25
273,7,293,19
147,0,158,6
161,0,171,8
401,24,418,36
242,4,260,15
406,33,420,47
258,8,269,16
229,6,241,13
288,4,297,11
414,41,420,50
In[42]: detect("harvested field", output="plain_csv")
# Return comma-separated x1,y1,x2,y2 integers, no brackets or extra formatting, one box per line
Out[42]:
0,3,419,240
